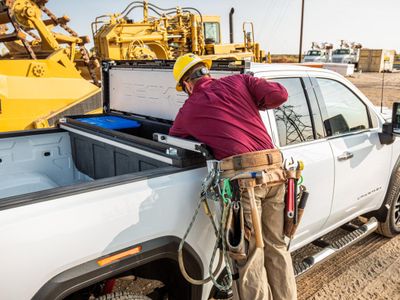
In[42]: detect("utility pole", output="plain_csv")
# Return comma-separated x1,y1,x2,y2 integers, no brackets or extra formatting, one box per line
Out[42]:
298,0,305,63
381,59,389,113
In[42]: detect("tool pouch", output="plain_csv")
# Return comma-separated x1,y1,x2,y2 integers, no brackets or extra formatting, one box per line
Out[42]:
225,201,248,261
284,215,295,238
286,189,309,238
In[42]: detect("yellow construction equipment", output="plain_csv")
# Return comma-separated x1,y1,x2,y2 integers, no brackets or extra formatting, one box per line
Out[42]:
92,1,266,63
0,0,101,132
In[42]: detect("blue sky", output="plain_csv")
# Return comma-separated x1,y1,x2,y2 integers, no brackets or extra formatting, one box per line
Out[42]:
47,0,399,54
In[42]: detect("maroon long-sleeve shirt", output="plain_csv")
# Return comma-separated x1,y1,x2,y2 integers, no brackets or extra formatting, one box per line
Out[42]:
169,74,288,160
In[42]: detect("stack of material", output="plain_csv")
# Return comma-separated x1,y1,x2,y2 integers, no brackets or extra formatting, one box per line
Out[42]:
322,63,355,76
299,62,354,76
358,49,395,72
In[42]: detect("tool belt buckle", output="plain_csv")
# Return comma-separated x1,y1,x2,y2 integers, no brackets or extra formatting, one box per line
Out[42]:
206,159,221,173
232,156,242,170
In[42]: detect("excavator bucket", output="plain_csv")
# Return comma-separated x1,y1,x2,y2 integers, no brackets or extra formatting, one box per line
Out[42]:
0,0,101,132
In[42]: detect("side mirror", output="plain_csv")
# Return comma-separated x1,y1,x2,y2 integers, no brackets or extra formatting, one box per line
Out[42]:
392,102,400,135
379,102,400,145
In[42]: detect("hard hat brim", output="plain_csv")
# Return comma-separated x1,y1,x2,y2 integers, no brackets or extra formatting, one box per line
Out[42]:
175,58,212,92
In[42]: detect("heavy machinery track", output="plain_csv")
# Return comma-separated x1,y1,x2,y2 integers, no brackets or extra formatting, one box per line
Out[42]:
296,233,393,300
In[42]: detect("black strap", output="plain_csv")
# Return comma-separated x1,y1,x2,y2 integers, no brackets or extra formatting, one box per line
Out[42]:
232,273,240,280
188,67,210,81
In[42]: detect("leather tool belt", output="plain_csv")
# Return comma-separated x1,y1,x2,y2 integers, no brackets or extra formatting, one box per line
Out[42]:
220,149,283,171
220,149,286,185
220,149,286,260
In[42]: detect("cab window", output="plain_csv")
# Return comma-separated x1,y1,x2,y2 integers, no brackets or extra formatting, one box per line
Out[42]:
203,22,220,44
333,49,350,55
307,50,321,56
316,78,370,137
271,78,315,147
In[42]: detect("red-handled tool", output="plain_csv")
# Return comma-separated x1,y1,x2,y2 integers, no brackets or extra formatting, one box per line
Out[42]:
283,157,304,238
283,158,298,219
286,177,295,218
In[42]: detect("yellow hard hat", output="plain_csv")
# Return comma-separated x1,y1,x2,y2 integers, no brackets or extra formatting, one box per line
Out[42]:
173,53,212,91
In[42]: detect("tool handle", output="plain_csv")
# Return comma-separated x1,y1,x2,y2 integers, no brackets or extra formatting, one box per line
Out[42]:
286,178,295,217
298,191,309,209
247,187,264,248
293,179,298,224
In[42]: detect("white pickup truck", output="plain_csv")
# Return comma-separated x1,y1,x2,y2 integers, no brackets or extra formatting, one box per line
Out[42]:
1,60,399,300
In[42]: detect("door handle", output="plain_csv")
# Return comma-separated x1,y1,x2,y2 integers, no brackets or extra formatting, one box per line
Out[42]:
337,151,354,161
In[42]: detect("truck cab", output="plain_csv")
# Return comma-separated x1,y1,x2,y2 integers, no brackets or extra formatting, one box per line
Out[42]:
302,49,326,62
251,63,395,249
332,48,356,64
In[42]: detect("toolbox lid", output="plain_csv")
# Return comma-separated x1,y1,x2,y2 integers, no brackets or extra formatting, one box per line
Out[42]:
76,116,141,130
103,60,242,122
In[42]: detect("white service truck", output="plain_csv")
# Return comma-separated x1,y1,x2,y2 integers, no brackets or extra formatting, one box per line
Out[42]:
331,41,362,66
302,49,326,63
302,42,333,63
1,60,400,300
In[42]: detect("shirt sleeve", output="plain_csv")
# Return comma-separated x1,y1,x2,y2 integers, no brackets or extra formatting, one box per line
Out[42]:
242,74,288,110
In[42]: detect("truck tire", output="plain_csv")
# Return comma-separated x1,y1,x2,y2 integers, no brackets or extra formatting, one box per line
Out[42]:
377,167,400,237
95,292,152,300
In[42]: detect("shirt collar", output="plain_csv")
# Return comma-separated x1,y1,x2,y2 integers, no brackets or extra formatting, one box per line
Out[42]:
192,76,213,94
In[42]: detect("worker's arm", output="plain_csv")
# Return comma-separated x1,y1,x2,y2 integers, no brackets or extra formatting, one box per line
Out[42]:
169,111,190,138
242,74,288,110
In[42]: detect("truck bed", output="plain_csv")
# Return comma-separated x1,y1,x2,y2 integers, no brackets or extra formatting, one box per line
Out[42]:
0,115,204,201
0,131,92,199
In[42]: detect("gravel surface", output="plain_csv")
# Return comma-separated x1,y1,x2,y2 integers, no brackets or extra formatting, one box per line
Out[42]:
297,234,400,300
111,276,164,296
348,71,400,107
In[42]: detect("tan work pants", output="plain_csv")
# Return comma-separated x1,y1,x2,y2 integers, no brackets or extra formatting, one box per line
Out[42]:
235,184,297,300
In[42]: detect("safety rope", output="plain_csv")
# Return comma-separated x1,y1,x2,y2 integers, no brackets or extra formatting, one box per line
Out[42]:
178,167,233,292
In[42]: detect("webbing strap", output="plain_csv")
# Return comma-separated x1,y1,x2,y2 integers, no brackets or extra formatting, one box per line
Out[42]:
221,149,283,171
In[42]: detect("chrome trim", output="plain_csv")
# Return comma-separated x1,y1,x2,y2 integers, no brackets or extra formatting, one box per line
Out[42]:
337,151,354,161
294,217,378,277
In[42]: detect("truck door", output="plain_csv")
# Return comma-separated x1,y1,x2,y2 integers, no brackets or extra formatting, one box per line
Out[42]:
312,77,392,227
259,75,335,247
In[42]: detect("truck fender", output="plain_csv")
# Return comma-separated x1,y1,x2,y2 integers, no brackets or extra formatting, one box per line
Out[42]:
32,236,203,300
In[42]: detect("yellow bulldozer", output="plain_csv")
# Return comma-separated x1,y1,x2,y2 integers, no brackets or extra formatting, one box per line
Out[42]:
92,1,266,62
0,0,100,132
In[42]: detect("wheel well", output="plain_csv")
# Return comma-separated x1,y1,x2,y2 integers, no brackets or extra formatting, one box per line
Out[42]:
364,155,400,222
32,236,203,300
65,258,195,300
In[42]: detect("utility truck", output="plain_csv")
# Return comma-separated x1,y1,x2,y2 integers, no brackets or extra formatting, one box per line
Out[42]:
1,60,400,300
331,40,362,66
302,42,333,63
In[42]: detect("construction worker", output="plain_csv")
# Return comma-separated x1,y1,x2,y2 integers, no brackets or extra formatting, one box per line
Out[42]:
170,53,296,300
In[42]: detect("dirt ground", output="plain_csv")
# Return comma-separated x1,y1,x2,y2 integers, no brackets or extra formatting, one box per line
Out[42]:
297,233,400,300
348,71,400,108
